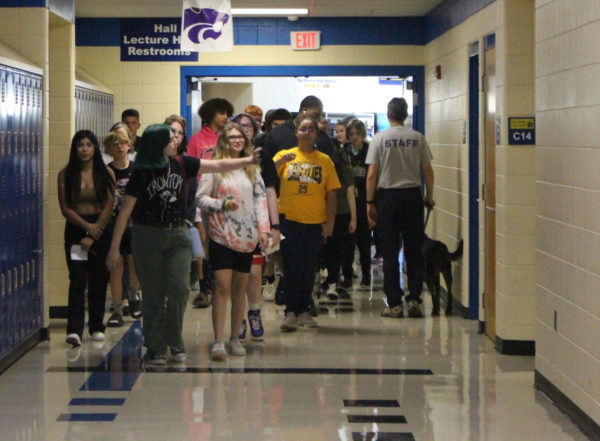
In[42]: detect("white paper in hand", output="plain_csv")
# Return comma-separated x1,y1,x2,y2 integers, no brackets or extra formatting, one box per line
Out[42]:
70,245,88,261
263,234,285,256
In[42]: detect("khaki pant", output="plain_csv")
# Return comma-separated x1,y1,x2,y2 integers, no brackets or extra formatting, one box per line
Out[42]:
132,224,192,356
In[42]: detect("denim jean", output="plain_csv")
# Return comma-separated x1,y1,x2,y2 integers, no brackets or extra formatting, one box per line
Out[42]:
325,214,354,285
280,216,323,314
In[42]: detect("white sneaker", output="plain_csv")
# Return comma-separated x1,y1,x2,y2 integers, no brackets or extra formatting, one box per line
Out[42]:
262,278,278,302
65,333,81,347
319,268,328,283
229,338,246,356
297,311,318,328
325,283,338,300
280,311,298,332
91,331,105,342
170,347,187,362
211,341,227,361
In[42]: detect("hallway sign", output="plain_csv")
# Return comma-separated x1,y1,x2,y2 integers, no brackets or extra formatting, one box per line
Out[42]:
121,18,198,61
291,31,321,50
508,117,535,145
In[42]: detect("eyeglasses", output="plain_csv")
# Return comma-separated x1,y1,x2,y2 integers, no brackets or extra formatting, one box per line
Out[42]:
298,127,316,133
227,135,244,141
239,123,253,130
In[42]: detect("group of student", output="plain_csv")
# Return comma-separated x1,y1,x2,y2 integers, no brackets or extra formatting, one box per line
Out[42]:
58,96,377,364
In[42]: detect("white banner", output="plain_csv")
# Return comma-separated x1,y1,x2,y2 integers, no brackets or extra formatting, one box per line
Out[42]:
180,0,233,52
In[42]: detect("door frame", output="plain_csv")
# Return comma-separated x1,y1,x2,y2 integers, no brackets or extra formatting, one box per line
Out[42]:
483,33,496,339
179,65,425,137
468,44,480,320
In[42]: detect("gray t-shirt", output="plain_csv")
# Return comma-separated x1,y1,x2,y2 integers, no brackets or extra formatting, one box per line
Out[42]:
365,125,433,189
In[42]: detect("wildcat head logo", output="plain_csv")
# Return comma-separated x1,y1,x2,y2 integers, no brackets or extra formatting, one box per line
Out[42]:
183,7,230,43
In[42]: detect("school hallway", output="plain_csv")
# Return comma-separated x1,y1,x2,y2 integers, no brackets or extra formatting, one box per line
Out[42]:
0,266,589,441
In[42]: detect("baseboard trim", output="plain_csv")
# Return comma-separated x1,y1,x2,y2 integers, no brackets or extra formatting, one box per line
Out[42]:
50,306,68,319
535,370,600,440
495,335,535,355
0,328,47,375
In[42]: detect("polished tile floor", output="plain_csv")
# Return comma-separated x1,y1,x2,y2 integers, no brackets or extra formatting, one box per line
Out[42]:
0,267,590,441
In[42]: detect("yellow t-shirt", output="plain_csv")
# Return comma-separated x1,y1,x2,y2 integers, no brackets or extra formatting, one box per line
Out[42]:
274,147,341,224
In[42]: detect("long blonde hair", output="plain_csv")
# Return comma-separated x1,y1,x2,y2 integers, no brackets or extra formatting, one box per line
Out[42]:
213,122,258,181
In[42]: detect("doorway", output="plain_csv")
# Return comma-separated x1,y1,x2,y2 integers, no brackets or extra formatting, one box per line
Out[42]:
483,35,496,340
180,65,426,137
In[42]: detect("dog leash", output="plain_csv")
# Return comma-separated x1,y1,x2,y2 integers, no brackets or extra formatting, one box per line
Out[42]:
424,201,434,229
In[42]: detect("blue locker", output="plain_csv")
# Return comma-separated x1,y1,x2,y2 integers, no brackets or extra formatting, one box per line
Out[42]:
75,86,114,146
0,64,43,363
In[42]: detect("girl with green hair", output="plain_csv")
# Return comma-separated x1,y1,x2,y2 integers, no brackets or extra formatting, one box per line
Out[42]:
107,123,260,366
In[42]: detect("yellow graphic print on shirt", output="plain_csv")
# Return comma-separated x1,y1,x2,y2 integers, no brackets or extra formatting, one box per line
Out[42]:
274,147,341,225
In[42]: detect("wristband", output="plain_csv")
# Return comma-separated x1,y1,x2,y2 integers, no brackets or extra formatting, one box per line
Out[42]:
270,224,280,230
366,200,375,204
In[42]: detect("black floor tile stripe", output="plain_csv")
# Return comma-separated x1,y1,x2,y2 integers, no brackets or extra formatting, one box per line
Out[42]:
347,415,407,424
48,367,434,375
344,399,400,407
352,433,415,441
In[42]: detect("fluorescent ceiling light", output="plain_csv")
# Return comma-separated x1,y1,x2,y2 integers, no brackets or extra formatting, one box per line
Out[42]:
231,8,309,16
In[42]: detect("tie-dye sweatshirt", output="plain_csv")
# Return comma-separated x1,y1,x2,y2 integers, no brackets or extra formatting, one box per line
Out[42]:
196,169,270,253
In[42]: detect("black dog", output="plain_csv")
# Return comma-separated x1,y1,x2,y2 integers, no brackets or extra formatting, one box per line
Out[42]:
422,236,463,316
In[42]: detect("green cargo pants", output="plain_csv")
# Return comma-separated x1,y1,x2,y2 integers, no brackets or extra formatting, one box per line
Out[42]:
132,224,192,356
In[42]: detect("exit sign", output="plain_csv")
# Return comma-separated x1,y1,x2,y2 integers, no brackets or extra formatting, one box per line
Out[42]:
290,31,321,50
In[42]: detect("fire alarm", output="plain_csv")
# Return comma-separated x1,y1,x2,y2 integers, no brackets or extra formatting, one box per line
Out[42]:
435,65,442,79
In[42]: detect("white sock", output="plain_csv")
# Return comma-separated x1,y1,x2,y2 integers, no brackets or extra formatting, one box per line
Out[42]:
249,303,260,311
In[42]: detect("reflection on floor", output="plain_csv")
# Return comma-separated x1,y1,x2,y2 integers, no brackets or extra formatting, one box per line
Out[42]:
0,266,590,441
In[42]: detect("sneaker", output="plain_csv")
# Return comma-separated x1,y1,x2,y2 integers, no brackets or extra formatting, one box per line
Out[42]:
170,347,187,362
319,268,328,283
280,312,298,332
65,333,81,347
381,305,404,318
262,278,277,302
91,331,105,342
297,311,318,328
239,319,247,340
407,300,424,318
229,338,246,356
122,299,130,316
248,309,264,340
193,291,210,308
106,312,124,327
325,283,338,300
211,341,227,361
129,299,142,319
145,352,167,366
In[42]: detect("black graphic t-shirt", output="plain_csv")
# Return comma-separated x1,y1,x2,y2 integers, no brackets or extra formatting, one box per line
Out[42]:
343,141,369,211
126,156,200,227
259,149,278,190
108,162,133,217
